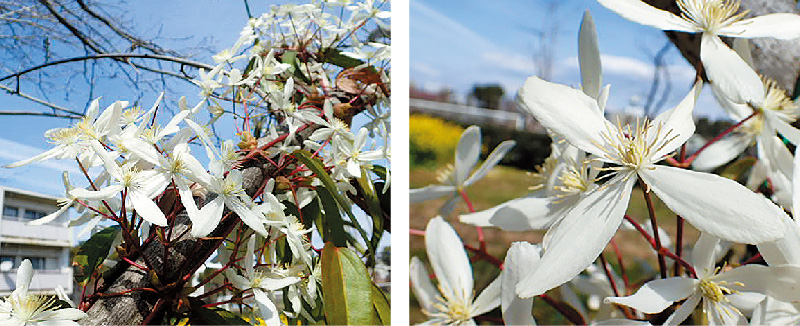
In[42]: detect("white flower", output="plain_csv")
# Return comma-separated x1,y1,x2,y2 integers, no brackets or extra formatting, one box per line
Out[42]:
461,12,604,232
336,128,385,178
70,142,168,226
515,76,785,298
190,160,267,237
605,233,800,325
0,260,87,325
598,0,800,105
227,237,301,326
410,126,515,216
410,216,500,325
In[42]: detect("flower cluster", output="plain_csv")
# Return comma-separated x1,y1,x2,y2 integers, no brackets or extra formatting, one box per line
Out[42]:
5,0,390,324
411,2,800,324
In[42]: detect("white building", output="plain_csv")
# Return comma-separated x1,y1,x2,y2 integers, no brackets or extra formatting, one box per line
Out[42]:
0,186,74,296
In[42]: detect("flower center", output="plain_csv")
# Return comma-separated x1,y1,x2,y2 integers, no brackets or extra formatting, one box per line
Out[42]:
9,294,58,322
597,117,677,171
426,286,473,324
678,0,747,33
435,164,457,187
554,163,591,197
528,156,557,191
761,77,799,121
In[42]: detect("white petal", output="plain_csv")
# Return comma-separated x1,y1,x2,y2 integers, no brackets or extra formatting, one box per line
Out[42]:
707,300,747,325
70,185,123,200
663,293,701,326
410,185,455,203
640,166,784,244
15,259,32,295
767,113,800,146
751,296,800,325
459,195,565,231
409,257,438,313
720,13,800,40
649,80,702,160
604,277,696,314
44,308,87,321
691,232,721,274
579,10,602,100
471,276,501,317
691,133,752,172
700,33,765,106
425,216,472,302
27,202,71,226
191,197,225,237
758,210,800,266
516,174,636,298
717,264,800,303
517,76,608,156
129,189,167,226
252,288,281,326
123,138,162,166
502,242,540,325
245,235,256,278
438,195,461,217
464,140,515,186
227,197,268,237
455,126,482,186
3,146,63,168
597,0,699,32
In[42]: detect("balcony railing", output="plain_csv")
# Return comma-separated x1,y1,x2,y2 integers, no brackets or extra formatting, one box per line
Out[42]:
0,269,73,294
0,220,71,245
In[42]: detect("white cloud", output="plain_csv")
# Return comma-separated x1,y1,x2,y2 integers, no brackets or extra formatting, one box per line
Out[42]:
561,54,696,81
481,51,537,76
411,62,442,78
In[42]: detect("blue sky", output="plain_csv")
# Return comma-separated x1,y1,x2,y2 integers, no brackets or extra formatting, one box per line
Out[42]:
0,1,389,248
410,0,726,119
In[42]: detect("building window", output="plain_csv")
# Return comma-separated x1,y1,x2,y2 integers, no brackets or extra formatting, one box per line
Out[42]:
23,210,46,220
24,257,46,270
2,206,18,218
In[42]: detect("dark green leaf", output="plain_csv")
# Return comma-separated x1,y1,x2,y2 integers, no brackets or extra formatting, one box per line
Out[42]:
321,244,373,325
190,305,249,325
74,225,120,284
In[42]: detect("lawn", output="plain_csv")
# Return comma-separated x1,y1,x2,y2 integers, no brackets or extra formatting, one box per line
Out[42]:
409,165,703,324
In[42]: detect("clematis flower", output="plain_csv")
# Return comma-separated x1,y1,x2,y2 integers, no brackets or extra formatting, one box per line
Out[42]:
0,259,87,325
70,142,168,226
226,236,301,326
190,160,267,237
515,76,785,298
597,0,800,105
461,12,605,231
409,216,500,325
605,233,800,325
410,126,515,216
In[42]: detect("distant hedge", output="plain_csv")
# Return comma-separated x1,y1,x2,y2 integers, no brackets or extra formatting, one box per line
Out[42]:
466,123,552,171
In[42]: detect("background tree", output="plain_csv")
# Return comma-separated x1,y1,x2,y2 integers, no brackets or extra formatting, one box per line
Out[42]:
469,84,505,110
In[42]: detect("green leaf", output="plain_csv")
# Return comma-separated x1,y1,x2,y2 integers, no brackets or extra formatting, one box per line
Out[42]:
321,244,373,325
282,50,311,84
356,167,384,259
190,305,249,325
371,165,388,181
73,225,120,284
371,283,391,325
321,48,365,69
316,187,349,247
293,150,370,248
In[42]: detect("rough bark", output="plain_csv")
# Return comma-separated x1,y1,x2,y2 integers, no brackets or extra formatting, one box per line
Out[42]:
643,0,800,93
